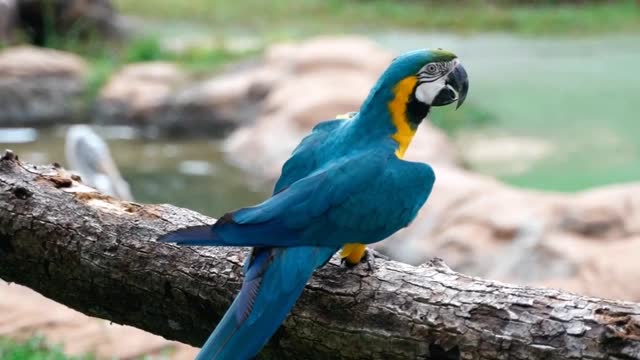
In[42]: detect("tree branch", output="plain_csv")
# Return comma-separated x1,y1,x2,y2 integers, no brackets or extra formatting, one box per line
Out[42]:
1,152,639,360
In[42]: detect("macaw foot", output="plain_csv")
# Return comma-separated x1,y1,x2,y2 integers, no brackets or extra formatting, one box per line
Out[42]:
360,248,390,272
341,247,389,272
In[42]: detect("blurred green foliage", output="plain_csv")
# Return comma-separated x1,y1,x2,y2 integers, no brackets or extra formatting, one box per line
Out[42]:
123,37,257,73
114,0,640,35
0,336,172,360
84,57,118,105
0,337,92,360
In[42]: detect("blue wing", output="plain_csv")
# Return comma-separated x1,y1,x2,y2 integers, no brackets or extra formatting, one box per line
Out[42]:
274,118,347,193
159,152,435,248
158,117,345,246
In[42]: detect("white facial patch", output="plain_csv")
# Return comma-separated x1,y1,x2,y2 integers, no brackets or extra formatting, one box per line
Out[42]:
415,58,460,105
415,77,447,104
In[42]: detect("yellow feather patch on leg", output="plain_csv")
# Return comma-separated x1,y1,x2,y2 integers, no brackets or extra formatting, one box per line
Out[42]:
340,243,367,265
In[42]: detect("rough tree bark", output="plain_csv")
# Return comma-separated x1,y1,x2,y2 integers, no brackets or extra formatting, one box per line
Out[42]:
1,151,639,360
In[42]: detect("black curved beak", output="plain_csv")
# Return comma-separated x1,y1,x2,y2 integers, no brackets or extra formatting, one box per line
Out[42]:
432,62,469,109
449,62,469,109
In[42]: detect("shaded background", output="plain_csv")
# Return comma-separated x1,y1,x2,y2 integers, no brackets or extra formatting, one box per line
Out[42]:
1,0,639,359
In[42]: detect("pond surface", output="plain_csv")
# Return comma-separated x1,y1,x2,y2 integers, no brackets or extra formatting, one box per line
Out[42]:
0,126,270,217
1,33,638,215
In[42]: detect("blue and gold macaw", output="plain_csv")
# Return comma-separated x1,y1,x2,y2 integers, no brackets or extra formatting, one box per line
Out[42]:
159,48,469,360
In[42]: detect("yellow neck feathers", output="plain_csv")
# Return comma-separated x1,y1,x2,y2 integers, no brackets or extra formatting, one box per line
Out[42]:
388,76,418,159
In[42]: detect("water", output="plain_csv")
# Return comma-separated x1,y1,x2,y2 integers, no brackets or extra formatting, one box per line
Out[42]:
0,126,270,217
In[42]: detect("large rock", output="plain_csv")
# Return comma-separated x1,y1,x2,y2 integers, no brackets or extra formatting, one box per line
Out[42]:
95,62,187,129
151,67,272,137
95,62,269,137
264,36,393,75
0,46,88,126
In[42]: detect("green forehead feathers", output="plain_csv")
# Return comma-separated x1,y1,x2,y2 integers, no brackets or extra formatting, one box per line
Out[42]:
427,49,458,63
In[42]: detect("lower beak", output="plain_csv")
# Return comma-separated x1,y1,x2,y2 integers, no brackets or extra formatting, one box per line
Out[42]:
448,62,469,109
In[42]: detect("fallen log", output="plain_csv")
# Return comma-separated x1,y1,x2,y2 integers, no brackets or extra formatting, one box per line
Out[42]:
1,151,639,359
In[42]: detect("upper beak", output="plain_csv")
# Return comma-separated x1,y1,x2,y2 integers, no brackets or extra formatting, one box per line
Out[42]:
447,62,469,109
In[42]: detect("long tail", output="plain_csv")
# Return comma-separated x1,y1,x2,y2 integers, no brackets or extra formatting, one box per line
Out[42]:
195,291,272,360
196,246,336,360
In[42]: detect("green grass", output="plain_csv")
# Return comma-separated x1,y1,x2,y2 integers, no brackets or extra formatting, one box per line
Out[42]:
0,337,92,360
114,0,640,36
0,336,169,360
122,36,258,73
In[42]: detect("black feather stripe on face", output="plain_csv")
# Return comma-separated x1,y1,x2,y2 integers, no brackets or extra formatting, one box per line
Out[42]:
406,83,430,128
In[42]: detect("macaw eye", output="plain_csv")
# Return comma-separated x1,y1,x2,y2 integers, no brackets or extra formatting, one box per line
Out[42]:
419,62,449,83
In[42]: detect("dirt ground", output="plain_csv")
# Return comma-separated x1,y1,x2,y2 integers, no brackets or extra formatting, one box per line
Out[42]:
0,280,199,359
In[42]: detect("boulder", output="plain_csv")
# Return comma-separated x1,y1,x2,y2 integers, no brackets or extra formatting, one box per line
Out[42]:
152,67,272,137
264,36,392,75
95,62,187,129
95,62,267,137
0,46,88,126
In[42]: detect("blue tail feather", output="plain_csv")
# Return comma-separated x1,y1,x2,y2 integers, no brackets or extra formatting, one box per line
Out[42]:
157,225,220,246
195,246,336,359
158,220,301,248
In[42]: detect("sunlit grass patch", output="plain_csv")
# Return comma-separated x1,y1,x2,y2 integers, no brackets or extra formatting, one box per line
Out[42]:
0,336,93,360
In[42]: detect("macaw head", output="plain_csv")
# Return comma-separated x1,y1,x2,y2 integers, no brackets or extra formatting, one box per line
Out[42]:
385,48,469,110
359,48,470,157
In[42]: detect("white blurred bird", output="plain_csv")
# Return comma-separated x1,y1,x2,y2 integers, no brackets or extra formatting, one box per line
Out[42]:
65,125,133,201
